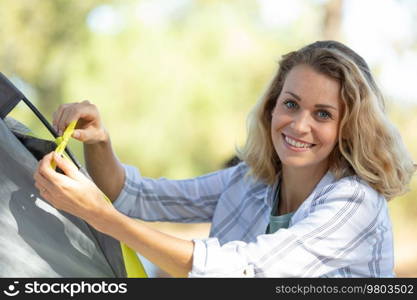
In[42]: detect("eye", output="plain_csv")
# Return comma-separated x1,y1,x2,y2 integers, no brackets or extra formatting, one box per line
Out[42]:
283,100,298,110
316,110,332,120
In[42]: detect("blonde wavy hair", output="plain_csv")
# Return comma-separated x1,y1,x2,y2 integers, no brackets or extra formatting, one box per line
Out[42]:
238,40,415,200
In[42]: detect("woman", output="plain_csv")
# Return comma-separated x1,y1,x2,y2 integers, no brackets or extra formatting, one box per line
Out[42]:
34,40,415,277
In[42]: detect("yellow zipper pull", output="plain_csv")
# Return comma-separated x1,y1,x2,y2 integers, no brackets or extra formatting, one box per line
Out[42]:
51,120,77,170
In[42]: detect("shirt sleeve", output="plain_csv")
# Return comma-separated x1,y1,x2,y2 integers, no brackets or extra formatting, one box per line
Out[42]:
113,163,242,223
188,177,386,277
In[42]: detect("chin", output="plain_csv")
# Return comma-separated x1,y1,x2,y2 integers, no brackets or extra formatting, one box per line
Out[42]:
280,159,312,168
280,155,331,172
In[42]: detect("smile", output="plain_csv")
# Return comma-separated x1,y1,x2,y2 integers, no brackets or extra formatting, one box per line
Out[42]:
282,134,315,150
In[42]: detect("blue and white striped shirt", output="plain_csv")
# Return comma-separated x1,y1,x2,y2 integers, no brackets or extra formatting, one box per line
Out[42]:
113,162,394,277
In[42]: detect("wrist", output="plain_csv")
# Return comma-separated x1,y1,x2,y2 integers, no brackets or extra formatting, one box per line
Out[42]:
98,127,110,144
88,203,120,234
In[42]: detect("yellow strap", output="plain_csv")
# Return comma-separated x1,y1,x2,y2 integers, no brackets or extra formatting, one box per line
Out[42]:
51,120,76,169
51,120,148,278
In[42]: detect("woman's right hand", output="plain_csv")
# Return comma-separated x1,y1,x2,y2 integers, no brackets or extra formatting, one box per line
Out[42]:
52,100,108,144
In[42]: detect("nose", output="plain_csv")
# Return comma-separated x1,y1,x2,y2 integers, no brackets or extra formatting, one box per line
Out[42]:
290,111,311,134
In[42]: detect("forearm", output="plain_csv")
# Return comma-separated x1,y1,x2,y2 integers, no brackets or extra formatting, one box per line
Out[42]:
84,130,125,202
95,208,194,278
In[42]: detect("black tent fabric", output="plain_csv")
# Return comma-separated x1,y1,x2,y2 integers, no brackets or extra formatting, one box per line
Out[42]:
0,73,127,277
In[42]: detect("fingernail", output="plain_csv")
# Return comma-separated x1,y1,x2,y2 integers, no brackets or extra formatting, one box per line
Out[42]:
54,152,60,160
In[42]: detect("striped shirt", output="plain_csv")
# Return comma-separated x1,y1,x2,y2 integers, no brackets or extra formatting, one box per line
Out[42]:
113,162,395,277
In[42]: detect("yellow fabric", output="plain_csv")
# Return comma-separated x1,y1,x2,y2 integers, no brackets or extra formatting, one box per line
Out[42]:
51,120,76,169
51,120,148,278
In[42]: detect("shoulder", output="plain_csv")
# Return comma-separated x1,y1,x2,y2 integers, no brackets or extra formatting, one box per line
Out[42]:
222,161,266,189
219,161,270,201
300,172,384,217
329,174,381,204
221,161,253,183
289,172,389,235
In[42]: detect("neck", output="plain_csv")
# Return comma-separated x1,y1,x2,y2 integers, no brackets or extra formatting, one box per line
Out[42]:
279,163,329,214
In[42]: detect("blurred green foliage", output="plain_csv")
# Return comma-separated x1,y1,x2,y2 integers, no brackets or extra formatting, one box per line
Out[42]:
1,0,416,275
0,0,329,178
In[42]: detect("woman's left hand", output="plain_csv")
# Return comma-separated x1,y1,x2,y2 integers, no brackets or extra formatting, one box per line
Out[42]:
34,152,194,277
33,152,114,229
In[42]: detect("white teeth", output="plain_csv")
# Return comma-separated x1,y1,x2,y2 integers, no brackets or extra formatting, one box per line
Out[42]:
284,135,313,148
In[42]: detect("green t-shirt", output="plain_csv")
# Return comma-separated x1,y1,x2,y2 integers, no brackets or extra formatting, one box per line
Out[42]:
265,182,295,234
266,212,295,234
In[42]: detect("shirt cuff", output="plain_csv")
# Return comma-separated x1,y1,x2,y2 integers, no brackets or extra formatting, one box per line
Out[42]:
188,239,208,277
112,164,141,216
188,238,255,278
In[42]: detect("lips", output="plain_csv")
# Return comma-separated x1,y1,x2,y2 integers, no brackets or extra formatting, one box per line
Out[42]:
282,133,316,148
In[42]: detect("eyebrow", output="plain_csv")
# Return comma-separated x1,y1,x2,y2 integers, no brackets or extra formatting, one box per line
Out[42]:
285,91,338,111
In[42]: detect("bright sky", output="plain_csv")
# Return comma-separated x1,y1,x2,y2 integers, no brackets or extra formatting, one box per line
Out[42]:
342,0,417,106
87,0,417,106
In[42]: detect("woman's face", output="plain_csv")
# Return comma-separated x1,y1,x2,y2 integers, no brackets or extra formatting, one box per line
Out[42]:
271,64,342,173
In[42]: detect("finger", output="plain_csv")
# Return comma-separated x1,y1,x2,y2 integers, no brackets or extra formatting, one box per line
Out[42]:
55,104,70,135
59,107,81,134
77,102,98,127
52,110,59,132
39,152,80,185
33,171,55,197
72,127,97,142
34,182,58,208
34,177,52,195
34,166,53,184
34,182,48,198
71,129,82,140
33,168,45,183
58,107,74,136
52,105,65,130
37,154,77,205
70,103,98,141
53,152,79,179
38,152,59,180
